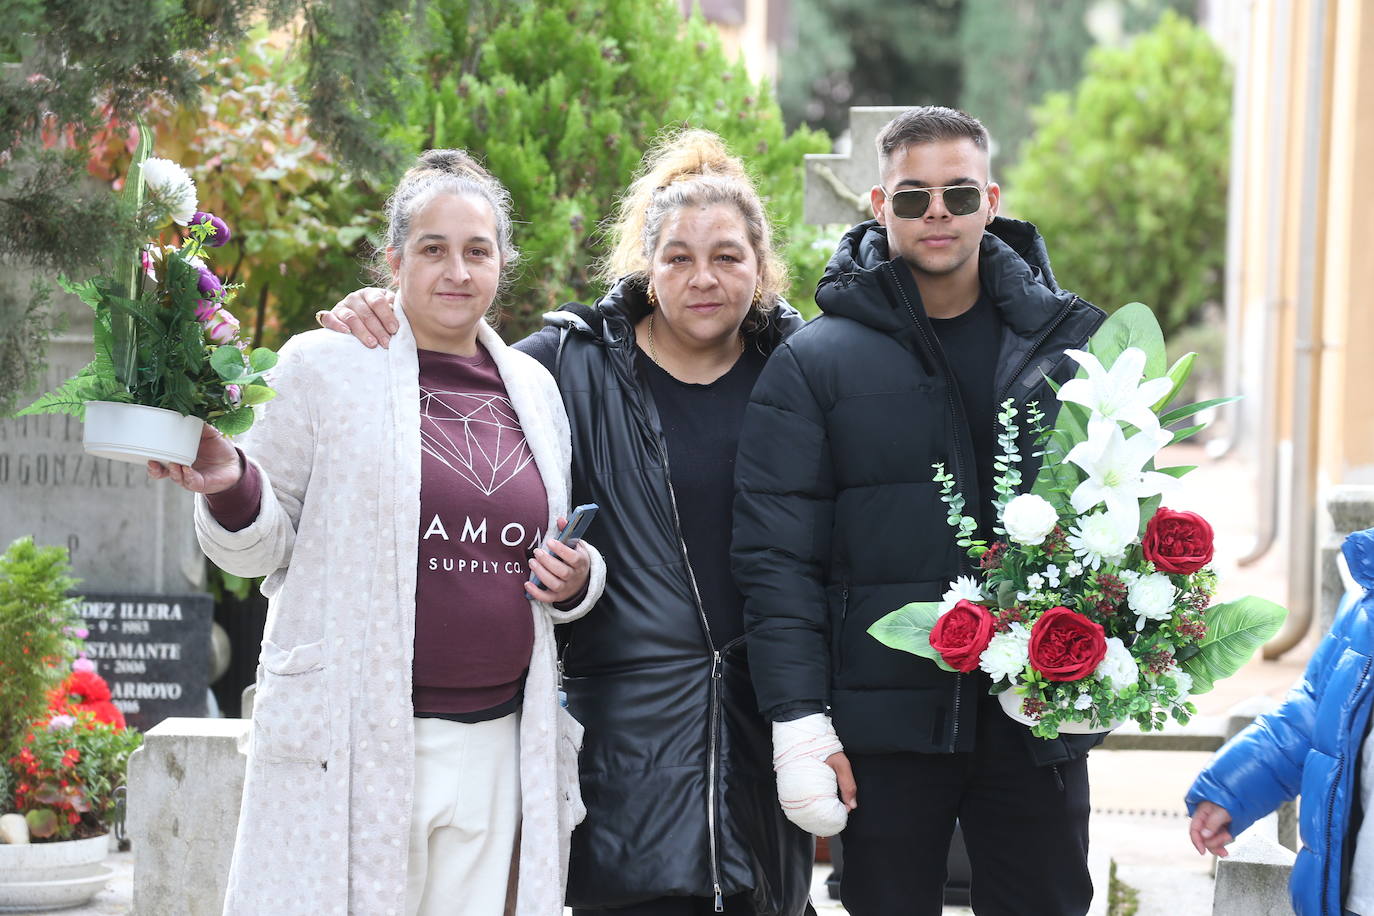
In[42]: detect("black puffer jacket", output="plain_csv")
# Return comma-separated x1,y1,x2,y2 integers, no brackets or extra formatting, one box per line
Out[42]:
732,218,1107,766
516,280,812,913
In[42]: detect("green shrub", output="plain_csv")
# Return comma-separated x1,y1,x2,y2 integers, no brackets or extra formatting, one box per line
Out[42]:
1006,11,1230,336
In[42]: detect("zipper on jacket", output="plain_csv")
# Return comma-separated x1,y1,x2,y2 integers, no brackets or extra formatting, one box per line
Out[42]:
1323,651,1374,913
654,409,727,908
710,648,725,912
834,583,850,677
887,262,974,750
994,297,1079,492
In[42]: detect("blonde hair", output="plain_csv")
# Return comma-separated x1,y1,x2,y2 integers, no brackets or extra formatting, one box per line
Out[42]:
373,148,520,290
601,129,786,333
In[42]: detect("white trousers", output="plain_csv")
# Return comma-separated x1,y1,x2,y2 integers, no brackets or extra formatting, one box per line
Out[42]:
406,714,522,916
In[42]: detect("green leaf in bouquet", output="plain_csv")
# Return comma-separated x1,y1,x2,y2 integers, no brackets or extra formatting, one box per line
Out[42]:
868,602,955,672
1180,596,1288,695
1153,352,1197,412
249,348,279,373
210,345,248,381
57,275,105,311
104,294,165,334
1168,423,1207,445
1086,302,1168,380
211,406,256,437
1156,465,1197,479
1158,396,1241,428
240,385,276,406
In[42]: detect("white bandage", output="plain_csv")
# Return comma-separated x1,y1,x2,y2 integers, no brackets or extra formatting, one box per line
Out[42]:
771,713,848,837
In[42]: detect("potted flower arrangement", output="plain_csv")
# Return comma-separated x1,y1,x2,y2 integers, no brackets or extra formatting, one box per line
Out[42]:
17,123,277,466
0,536,142,911
869,304,1288,739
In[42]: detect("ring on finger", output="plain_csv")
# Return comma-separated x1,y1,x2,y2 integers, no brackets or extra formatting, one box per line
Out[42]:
314,310,329,326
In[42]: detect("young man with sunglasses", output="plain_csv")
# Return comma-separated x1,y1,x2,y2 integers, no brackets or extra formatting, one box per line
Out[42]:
732,106,1107,915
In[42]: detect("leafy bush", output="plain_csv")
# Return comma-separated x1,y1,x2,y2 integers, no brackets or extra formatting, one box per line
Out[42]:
0,537,84,761
1005,11,1230,336
395,0,830,336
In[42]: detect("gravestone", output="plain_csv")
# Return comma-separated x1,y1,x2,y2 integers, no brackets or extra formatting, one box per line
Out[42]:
77,592,214,730
803,106,908,227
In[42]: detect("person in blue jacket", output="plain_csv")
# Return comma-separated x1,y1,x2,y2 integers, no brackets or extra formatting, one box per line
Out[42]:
1187,527,1374,916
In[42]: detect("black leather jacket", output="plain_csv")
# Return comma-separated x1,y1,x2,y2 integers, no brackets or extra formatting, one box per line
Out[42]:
732,218,1108,767
515,280,812,913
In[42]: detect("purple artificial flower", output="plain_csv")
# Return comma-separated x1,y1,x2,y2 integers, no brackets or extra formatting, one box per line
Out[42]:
47,714,76,731
206,308,240,344
75,627,89,639
193,210,232,248
197,268,224,299
195,300,218,322
72,656,96,673
225,384,243,406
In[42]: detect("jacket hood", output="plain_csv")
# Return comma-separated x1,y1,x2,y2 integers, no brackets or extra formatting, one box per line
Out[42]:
815,216,1076,337
1345,528,1374,589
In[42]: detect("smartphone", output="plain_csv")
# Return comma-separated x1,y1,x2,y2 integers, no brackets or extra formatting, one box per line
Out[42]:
528,503,599,591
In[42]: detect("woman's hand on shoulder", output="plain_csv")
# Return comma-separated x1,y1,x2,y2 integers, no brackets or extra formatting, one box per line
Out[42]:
525,518,592,606
147,424,243,494
316,288,398,349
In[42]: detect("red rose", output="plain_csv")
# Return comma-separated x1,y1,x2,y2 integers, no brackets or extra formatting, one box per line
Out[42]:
930,600,996,673
1028,607,1107,682
1142,508,1215,575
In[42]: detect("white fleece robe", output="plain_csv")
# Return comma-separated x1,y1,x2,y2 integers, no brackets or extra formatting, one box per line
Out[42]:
195,307,604,915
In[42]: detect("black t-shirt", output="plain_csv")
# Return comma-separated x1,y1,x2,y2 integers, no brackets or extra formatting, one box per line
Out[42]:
930,294,1003,543
635,345,770,648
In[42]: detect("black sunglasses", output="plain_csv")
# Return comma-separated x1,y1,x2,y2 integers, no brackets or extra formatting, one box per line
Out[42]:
882,184,985,219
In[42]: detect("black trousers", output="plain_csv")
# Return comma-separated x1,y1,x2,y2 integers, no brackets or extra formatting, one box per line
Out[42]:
839,695,1093,916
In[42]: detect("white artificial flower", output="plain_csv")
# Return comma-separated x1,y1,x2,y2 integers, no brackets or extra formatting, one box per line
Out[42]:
1001,493,1060,546
1066,512,1132,569
1065,560,1084,578
1057,347,1173,436
1157,661,1194,703
1095,636,1139,692
1016,589,1044,604
1074,692,1094,710
937,575,987,614
1044,564,1061,588
140,157,198,225
1118,568,1141,583
1065,421,1175,539
979,623,1031,682
1128,572,1176,624
1027,573,1045,590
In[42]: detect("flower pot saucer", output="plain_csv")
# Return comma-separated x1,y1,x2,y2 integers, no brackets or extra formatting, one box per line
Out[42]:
83,401,204,466
997,688,1125,735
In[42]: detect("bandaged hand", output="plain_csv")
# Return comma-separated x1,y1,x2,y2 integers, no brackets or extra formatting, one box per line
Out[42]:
772,713,853,837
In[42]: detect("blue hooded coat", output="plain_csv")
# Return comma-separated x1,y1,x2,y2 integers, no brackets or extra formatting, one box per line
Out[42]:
1187,527,1374,916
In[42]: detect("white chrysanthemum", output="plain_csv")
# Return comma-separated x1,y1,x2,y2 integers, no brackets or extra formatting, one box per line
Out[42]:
979,623,1031,682
937,575,987,614
140,157,198,225
1128,572,1176,622
1095,636,1139,692
1067,512,1132,569
1001,493,1060,546
1074,692,1094,710
1158,661,1194,703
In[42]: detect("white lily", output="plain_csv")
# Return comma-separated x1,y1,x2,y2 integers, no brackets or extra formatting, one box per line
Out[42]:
1065,421,1174,538
1058,347,1173,436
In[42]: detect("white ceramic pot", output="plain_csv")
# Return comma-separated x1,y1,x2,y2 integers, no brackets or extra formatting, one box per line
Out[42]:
83,401,204,466
0,833,112,912
997,687,1124,735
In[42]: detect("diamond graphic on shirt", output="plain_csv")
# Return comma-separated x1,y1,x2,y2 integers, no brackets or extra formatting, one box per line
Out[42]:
420,388,535,495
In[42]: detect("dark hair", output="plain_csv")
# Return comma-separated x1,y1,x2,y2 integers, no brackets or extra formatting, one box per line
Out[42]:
601,129,785,335
876,106,991,171
372,149,519,290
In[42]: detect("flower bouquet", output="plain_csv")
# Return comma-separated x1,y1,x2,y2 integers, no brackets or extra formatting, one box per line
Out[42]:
869,304,1287,739
17,122,277,466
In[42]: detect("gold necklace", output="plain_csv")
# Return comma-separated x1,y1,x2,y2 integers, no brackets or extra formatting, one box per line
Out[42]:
646,311,744,373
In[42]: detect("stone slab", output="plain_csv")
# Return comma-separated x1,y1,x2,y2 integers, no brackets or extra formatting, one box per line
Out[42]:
127,717,248,916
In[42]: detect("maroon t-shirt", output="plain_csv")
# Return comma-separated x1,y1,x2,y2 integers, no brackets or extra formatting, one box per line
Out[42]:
413,346,546,716
207,344,546,720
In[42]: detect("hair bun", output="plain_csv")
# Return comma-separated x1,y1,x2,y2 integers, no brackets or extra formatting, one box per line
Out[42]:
409,148,491,182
